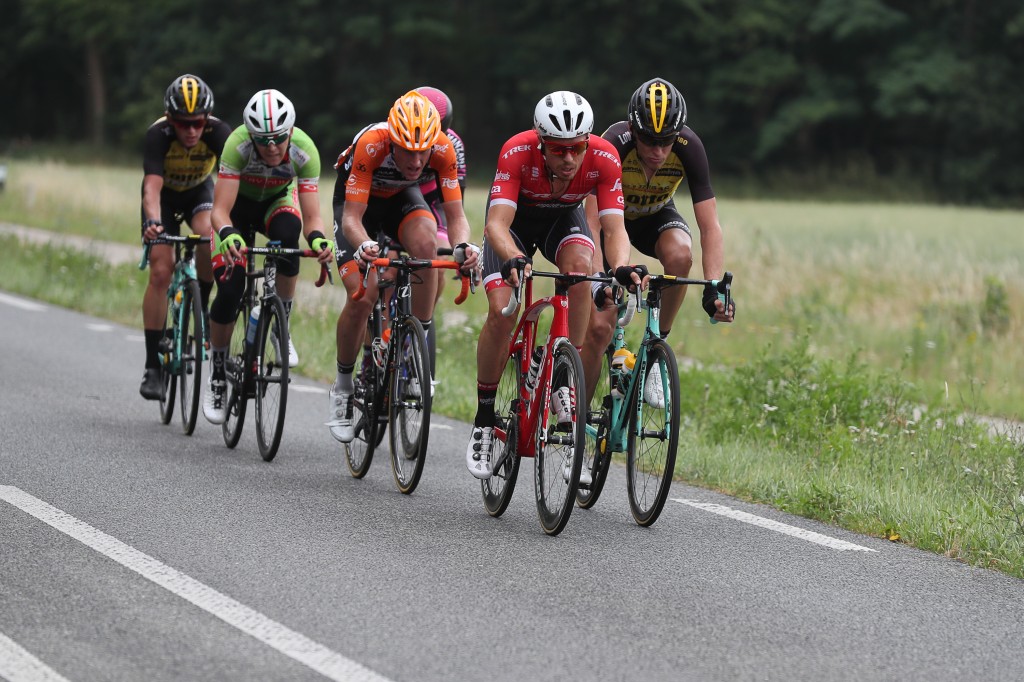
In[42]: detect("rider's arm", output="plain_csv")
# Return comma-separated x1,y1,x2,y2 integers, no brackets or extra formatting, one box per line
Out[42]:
693,197,725,281
340,201,371,248
482,204,520,262
298,189,326,242
141,174,164,238
583,194,605,272
598,213,631,271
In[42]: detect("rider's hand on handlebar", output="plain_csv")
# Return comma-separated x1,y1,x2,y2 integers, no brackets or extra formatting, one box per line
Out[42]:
613,264,649,293
702,282,736,323
500,255,531,288
591,275,615,310
453,242,481,277
356,240,380,266
306,230,336,265
216,226,246,263
141,219,163,243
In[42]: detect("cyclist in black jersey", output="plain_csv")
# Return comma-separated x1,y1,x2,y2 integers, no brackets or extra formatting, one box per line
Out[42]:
139,74,231,401
581,77,735,400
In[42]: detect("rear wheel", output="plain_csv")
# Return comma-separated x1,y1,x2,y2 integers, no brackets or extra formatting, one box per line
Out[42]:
178,280,204,436
626,339,680,527
255,296,289,461
389,316,431,494
482,347,522,517
535,340,585,536
346,344,385,478
158,292,177,425
578,345,613,509
222,300,249,449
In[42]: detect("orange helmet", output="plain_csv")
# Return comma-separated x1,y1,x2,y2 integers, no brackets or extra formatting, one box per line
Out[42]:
387,91,441,151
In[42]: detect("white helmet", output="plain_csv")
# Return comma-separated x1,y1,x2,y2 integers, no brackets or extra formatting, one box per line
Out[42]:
243,89,296,137
533,91,594,139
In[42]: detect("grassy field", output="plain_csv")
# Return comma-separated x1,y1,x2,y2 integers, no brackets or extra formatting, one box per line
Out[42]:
2,157,1023,578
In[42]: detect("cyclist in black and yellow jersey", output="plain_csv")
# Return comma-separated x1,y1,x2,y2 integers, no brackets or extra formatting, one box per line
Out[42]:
581,77,735,401
139,74,231,400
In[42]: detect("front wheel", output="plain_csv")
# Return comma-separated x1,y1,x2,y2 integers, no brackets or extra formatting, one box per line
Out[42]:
345,350,385,478
255,296,289,461
535,340,585,536
626,339,680,527
482,347,523,517
178,280,204,436
388,317,431,494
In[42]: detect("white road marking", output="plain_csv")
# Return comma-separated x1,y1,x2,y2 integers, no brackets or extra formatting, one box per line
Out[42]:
85,323,113,332
0,293,45,312
291,384,326,394
0,632,72,682
0,486,393,682
432,424,452,431
672,498,878,552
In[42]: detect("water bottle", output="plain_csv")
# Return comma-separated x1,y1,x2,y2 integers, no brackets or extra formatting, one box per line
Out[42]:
524,346,545,395
245,303,261,347
610,348,635,399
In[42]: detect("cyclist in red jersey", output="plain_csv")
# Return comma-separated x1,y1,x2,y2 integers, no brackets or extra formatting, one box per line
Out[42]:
139,74,231,400
581,78,735,403
327,90,480,444
465,90,647,481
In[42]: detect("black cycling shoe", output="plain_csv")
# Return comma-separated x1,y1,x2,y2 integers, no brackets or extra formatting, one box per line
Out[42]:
139,368,163,401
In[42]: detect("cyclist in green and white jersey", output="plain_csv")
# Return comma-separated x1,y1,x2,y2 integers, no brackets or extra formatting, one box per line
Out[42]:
202,88,334,425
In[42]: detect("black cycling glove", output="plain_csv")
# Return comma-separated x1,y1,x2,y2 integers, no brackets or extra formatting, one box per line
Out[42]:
500,255,532,283
613,264,648,288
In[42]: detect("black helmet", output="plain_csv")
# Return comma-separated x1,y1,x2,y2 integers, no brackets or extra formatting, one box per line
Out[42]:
627,78,686,142
165,74,214,117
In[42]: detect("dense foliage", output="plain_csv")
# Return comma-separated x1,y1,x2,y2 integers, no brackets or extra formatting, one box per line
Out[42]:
5,0,1023,204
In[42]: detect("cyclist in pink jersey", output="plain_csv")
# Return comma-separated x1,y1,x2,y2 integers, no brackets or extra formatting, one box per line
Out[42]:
465,90,648,481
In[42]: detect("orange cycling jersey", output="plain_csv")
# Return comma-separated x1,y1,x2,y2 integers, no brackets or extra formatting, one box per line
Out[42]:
335,124,461,204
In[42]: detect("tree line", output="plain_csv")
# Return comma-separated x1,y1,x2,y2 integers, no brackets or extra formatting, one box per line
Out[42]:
5,0,1023,205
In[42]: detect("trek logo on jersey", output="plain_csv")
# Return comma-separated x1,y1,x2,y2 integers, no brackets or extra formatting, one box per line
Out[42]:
502,144,531,159
592,149,620,166
494,171,510,182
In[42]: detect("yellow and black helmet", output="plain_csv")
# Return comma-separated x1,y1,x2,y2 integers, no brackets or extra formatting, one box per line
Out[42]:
164,74,214,117
627,78,686,142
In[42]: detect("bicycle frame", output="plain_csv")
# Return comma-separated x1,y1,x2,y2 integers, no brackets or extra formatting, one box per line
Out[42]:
138,234,209,374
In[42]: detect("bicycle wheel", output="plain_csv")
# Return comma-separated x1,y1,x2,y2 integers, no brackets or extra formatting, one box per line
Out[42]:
158,295,177,425
255,296,289,461
626,338,680,526
578,345,613,509
482,347,522,517
222,301,249,449
345,353,380,478
178,280,204,436
387,316,431,494
534,340,585,536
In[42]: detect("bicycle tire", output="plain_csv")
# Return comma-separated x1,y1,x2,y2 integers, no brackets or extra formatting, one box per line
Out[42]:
578,346,613,509
534,340,585,536
221,300,249,449
158,296,176,425
388,316,431,494
255,296,289,461
482,347,522,517
345,353,380,478
178,280,204,436
626,338,680,526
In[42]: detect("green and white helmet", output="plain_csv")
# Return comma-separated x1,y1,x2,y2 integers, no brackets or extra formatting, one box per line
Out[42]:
243,89,296,137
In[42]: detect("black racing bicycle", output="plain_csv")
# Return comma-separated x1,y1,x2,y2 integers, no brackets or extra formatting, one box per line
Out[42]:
220,243,331,461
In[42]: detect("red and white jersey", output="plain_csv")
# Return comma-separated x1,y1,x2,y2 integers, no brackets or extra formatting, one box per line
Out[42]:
489,130,624,217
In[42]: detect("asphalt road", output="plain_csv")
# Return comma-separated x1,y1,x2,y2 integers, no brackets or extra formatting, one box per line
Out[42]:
2,291,1023,682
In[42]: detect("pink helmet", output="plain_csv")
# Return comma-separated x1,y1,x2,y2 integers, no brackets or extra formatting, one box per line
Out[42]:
414,85,453,131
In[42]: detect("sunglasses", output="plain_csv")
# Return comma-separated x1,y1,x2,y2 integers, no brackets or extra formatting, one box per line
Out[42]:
252,131,290,147
171,118,207,131
635,132,676,148
543,140,589,157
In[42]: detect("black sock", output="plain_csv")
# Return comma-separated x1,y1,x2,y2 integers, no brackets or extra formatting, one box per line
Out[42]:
144,329,163,369
474,381,498,428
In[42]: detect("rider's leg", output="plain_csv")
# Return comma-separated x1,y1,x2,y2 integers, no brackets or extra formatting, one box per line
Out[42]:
653,228,694,338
